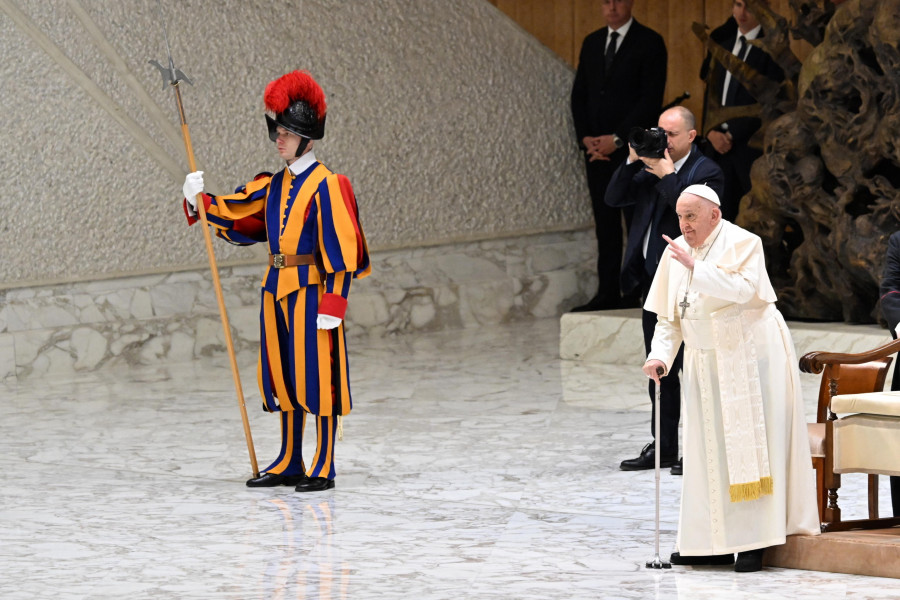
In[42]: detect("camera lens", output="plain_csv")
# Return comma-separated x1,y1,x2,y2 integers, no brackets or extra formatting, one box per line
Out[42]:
628,127,667,159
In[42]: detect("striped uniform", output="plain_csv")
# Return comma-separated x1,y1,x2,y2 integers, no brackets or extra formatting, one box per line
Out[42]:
188,156,370,478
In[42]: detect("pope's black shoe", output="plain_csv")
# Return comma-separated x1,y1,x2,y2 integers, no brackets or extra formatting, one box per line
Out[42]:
734,548,765,572
295,477,335,492
619,442,678,471
670,552,734,566
670,458,683,476
246,472,308,488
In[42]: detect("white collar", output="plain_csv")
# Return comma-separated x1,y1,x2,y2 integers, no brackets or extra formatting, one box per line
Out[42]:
609,17,633,39
672,151,690,174
692,220,725,256
288,150,318,176
738,24,762,41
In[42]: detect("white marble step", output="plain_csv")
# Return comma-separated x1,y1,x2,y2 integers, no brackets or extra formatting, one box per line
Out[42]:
560,308,894,365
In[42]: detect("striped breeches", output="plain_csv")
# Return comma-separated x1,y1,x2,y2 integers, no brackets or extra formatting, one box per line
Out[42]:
257,287,352,416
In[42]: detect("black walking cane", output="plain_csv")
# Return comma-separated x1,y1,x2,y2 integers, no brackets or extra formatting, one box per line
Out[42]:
647,366,672,569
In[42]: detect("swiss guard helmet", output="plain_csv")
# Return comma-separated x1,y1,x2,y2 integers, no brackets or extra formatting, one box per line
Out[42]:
264,70,327,156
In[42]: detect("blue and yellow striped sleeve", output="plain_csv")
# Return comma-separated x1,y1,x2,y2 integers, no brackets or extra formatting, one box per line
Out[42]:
316,174,367,273
315,174,370,318
185,173,272,245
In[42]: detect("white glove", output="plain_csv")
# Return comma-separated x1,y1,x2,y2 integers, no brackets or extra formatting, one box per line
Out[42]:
183,171,204,214
316,314,342,330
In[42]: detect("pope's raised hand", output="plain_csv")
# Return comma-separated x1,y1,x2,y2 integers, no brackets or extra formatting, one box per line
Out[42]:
662,234,695,270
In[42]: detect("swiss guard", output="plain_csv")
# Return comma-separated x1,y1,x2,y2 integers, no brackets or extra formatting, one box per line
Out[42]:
181,70,371,492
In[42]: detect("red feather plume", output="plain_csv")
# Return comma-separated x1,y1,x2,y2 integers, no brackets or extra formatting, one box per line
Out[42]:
263,70,327,118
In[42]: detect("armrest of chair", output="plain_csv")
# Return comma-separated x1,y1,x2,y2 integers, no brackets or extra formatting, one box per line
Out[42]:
799,341,896,424
799,337,900,374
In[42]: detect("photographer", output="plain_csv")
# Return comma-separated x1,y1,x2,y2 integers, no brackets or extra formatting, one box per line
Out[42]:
606,106,724,475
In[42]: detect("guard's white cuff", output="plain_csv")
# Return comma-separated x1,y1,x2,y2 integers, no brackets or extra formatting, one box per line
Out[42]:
316,314,342,330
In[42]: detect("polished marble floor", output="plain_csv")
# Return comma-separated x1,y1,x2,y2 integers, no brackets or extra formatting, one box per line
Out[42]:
1,317,898,599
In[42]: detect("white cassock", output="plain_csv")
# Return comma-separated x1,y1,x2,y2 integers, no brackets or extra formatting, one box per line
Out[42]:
645,219,819,555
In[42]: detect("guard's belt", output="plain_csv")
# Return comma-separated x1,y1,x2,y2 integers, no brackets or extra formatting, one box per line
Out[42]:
268,253,316,269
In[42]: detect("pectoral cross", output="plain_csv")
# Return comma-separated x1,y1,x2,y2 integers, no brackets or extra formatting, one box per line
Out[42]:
679,294,690,319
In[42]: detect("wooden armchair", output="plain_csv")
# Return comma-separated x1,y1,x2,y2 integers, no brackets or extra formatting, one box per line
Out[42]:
800,337,900,532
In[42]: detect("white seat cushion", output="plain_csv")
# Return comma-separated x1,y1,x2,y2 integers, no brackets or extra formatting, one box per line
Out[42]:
830,391,900,417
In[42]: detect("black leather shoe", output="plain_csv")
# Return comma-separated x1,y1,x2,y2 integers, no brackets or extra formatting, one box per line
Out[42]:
619,443,678,471
246,472,307,488
670,552,734,566
734,548,765,572
295,477,335,492
670,458,683,476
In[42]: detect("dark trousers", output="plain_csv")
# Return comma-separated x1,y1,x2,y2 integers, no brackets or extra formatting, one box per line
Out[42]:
642,293,683,457
891,357,900,516
892,476,900,517
584,153,632,305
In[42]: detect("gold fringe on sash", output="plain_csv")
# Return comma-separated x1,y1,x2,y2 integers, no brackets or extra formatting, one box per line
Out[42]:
337,415,343,441
729,476,774,503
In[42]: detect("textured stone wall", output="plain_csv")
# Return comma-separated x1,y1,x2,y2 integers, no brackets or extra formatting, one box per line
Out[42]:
0,229,598,382
0,0,589,287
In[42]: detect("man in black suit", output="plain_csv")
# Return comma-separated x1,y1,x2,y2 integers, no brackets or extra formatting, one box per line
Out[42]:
606,106,725,474
878,230,900,516
571,0,667,311
700,0,784,222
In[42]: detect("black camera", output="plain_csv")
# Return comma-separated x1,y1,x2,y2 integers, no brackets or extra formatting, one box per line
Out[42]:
628,127,668,159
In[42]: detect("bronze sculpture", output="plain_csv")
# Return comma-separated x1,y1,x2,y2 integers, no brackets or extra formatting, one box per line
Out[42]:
697,0,900,322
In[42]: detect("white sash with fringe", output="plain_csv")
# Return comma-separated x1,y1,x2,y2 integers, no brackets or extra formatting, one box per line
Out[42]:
710,304,773,502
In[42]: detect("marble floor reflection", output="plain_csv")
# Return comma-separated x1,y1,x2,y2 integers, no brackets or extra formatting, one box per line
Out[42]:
1,318,897,599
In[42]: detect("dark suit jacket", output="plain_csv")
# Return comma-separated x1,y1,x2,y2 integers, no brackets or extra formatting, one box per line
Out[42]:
700,18,784,145
605,145,725,295
879,232,900,512
571,19,667,145
881,232,900,389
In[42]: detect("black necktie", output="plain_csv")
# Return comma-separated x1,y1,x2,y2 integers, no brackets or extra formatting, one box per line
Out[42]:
724,36,747,106
737,35,748,59
605,31,619,72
